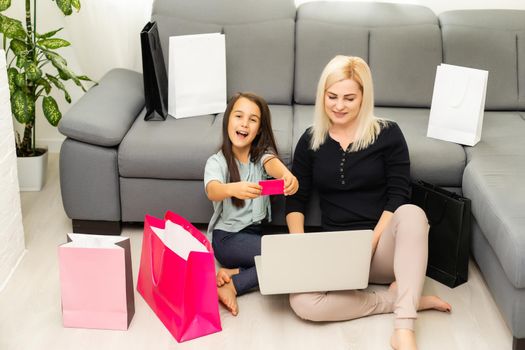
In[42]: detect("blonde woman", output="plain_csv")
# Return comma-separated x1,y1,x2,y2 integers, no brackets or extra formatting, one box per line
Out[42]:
285,56,451,350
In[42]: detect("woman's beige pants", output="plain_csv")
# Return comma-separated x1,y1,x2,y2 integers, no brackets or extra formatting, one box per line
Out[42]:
289,204,429,330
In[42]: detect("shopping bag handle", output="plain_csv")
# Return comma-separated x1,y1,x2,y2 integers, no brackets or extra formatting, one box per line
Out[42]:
149,230,165,287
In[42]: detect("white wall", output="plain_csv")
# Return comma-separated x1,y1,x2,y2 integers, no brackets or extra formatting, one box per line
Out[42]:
6,0,525,152
4,1,86,153
0,51,26,292
4,1,152,153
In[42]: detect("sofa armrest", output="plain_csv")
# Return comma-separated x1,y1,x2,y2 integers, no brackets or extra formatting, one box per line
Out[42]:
58,68,145,147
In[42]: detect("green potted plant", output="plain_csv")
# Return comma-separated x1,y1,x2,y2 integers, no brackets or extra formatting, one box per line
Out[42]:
0,0,94,190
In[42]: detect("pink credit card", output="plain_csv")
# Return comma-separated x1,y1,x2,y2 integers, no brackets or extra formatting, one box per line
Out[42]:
259,179,285,196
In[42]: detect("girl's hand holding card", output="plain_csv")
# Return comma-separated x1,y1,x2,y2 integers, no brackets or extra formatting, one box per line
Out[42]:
259,179,285,196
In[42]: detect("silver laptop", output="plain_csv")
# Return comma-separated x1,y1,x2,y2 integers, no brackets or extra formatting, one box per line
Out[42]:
255,230,373,295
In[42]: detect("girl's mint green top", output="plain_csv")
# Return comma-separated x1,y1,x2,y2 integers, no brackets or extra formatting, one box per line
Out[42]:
204,151,272,237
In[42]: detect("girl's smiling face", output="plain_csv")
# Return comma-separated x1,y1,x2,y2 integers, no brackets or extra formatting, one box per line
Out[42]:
324,78,363,128
227,97,261,154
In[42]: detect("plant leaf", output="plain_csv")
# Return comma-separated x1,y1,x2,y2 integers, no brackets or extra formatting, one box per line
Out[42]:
71,0,80,11
77,75,95,82
7,67,17,93
42,96,62,126
16,54,28,69
45,51,85,90
26,62,42,81
0,0,11,12
36,78,52,94
14,71,25,88
9,38,28,55
46,74,65,89
37,38,70,49
55,0,72,16
45,51,68,70
58,68,70,81
11,90,35,124
36,28,63,39
0,14,26,40
46,74,72,103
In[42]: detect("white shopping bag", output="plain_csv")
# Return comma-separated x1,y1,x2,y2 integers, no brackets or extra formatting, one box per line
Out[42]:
427,64,488,146
168,33,227,118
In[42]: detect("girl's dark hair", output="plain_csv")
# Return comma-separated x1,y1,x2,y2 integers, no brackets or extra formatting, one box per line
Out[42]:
221,92,279,208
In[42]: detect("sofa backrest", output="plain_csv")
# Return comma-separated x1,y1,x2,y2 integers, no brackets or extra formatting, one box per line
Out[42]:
294,2,442,108
439,10,525,111
151,0,296,105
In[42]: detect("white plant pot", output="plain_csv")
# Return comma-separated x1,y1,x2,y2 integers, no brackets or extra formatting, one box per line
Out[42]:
17,149,48,191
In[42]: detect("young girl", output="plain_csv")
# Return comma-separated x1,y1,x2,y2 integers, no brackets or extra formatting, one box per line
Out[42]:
204,92,298,316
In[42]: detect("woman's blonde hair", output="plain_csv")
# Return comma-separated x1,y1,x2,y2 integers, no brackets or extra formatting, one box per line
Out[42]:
310,55,386,151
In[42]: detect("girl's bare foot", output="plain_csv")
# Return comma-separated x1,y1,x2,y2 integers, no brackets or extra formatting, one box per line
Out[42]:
216,267,240,287
391,329,417,350
389,282,452,312
218,281,238,316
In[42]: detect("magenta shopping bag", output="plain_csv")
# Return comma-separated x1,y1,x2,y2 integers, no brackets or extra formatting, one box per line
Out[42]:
137,211,221,342
58,234,135,330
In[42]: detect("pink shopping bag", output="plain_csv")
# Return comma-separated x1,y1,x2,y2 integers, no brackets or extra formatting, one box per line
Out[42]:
137,211,221,342
58,234,135,330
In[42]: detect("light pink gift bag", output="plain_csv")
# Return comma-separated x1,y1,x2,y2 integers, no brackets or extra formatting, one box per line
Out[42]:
137,211,221,342
58,234,135,330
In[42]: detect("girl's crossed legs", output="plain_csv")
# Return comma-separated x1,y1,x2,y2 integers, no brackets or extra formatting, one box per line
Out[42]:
212,225,264,315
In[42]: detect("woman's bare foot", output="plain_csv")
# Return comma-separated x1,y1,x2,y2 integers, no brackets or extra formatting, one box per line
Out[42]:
391,329,417,350
389,282,452,312
217,281,238,316
216,267,240,287
419,295,451,312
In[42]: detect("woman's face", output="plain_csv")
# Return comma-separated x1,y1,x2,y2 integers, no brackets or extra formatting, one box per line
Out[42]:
324,78,363,128
227,97,261,153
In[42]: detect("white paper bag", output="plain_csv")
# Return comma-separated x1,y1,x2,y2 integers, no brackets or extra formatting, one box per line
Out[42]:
168,33,227,118
150,220,207,261
427,64,488,146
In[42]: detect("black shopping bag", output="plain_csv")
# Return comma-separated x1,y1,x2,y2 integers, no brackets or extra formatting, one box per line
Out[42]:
411,180,471,288
141,21,168,121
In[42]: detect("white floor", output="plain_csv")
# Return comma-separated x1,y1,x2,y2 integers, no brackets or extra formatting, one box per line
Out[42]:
0,154,514,349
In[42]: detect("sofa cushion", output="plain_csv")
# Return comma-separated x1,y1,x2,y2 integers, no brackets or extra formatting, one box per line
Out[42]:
58,69,145,147
519,31,525,109
292,105,314,151
296,1,437,26
292,105,465,187
369,25,442,107
153,15,222,75
440,10,525,110
118,106,293,180
464,112,525,162
471,218,525,337
294,20,368,105
119,114,221,180
294,2,440,106
441,27,517,110
269,105,294,167
60,139,121,221
152,0,295,24
463,155,525,288
152,0,296,105
375,107,465,187
224,20,294,104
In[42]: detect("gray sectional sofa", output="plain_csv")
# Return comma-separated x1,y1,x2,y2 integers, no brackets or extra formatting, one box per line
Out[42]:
58,0,525,348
